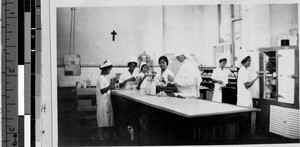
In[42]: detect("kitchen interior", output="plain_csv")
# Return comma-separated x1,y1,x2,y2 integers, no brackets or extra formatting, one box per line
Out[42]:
56,4,299,146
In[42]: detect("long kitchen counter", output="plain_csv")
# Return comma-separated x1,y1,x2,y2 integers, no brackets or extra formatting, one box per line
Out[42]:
111,90,260,145
112,90,259,118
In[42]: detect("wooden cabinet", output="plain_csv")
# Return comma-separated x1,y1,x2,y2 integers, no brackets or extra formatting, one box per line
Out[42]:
258,46,299,137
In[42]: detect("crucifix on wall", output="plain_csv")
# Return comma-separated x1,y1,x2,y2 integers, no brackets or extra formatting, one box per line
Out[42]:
111,30,117,41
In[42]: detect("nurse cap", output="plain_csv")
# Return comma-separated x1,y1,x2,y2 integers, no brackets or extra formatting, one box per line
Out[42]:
128,56,138,65
100,59,113,69
140,62,147,70
219,56,227,63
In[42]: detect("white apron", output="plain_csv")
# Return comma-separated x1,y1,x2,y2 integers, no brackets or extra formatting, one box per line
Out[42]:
237,66,253,107
96,75,114,127
211,67,230,102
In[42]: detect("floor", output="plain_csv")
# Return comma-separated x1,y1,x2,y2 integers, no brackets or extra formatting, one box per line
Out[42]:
57,87,299,146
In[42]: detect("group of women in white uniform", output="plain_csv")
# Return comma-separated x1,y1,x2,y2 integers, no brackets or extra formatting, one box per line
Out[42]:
95,51,201,140
95,52,261,140
211,56,262,107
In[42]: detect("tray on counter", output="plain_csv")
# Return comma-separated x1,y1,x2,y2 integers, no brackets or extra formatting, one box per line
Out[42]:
156,85,177,93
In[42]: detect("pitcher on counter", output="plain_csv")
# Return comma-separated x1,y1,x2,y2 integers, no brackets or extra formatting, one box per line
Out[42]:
96,59,116,140
168,49,202,98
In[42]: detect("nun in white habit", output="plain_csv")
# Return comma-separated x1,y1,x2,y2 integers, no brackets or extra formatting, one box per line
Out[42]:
168,49,202,98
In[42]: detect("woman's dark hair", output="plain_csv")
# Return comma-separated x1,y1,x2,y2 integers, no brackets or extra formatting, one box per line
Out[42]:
158,56,169,65
127,62,137,67
100,65,113,71
241,56,251,64
219,58,227,63
140,64,148,73
141,64,148,69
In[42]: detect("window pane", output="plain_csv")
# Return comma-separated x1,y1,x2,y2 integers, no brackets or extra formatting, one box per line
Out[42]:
233,4,241,18
220,4,231,43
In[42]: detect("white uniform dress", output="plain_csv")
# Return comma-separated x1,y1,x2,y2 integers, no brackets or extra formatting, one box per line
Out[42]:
237,66,253,107
174,59,202,98
119,70,138,90
154,68,174,84
96,75,114,127
211,67,231,102
137,72,148,89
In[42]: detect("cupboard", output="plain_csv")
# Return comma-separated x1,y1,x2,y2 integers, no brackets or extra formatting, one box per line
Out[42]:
258,46,299,138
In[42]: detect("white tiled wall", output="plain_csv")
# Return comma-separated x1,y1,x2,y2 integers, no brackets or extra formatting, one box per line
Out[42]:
57,67,129,87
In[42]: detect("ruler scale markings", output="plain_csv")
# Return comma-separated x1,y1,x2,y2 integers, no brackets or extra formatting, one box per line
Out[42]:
2,0,19,146
2,118,13,120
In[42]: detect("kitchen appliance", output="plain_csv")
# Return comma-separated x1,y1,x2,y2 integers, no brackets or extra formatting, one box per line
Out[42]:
276,35,298,46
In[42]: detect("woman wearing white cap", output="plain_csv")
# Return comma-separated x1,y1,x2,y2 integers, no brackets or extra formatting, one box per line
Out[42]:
96,59,116,140
211,58,232,102
168,49,202,98
237,56,262,107
119,58,138,89
136,62,149,90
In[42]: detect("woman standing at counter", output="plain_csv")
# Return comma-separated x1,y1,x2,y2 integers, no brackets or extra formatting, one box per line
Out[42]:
211,58,231,102
154,56,174,84
96,59,116,140
119,59,138,89
136,62,149,89
237,56,262,107
168,49,202,98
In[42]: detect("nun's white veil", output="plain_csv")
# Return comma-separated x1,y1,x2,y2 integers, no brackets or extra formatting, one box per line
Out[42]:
173,48,198,67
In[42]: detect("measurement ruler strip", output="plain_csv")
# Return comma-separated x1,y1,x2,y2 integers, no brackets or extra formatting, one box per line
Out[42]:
1,0,19,146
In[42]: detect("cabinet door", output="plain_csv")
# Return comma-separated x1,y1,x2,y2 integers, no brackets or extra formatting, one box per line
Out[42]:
270,105,285,136
270,105,300,139
278,49,295,104
284,108,300,139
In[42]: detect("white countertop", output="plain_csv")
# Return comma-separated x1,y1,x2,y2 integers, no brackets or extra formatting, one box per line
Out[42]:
112,90,259,118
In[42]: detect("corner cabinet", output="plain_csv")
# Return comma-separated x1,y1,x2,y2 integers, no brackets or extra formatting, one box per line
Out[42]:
258,46,299,139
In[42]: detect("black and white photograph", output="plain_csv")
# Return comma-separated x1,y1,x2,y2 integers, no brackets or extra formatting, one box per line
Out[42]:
2,0,300,147
53,1,300,146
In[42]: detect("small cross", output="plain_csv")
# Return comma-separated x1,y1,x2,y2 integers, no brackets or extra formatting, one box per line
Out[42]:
111,30,117,41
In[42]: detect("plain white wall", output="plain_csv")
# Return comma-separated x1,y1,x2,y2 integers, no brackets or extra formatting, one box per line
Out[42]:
57,6,163,66
270,4,298,46
163,5,219,66
57,5,220,67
